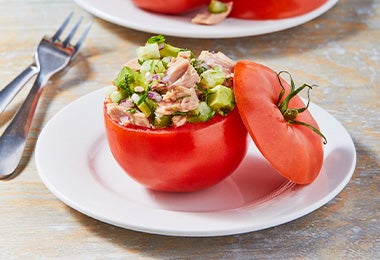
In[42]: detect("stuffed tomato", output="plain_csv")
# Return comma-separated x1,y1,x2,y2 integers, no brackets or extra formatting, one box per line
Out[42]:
104,35,248,192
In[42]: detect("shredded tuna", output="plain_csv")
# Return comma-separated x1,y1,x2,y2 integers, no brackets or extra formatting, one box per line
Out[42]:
106,103,133,124
107,103,150,127
156,86,199,116
119,98,134,109
177,51,192,60
132,112,151,128
198,50,235,77
150,81,169,92
165,57,188,84
165,57,200,89
172,115,187,127
191,2,233,25
125,58,141,71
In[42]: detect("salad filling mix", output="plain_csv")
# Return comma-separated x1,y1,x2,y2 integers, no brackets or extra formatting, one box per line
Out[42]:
105,35,236,129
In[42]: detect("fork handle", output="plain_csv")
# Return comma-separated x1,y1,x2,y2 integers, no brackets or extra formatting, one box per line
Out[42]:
0,74,45,179
0,64,39,115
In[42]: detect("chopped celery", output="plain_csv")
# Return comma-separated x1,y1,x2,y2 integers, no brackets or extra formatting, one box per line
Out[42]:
187,102,215,123
114,66,146,95
132,93,157,117
160,43,185,58
207,85,235,115
137,101,152,117
200,67,225,89
137,43,161,61
191,59,208,75
208,0,228,14
154,115,172,128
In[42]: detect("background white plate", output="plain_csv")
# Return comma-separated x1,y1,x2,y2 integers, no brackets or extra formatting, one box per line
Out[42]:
35,88,356,237
73,0,339,38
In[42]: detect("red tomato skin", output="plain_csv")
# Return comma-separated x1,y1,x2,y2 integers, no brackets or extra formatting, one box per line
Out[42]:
221,0,327,19
131,0,209,14
234,61,324,184
104,106,248,192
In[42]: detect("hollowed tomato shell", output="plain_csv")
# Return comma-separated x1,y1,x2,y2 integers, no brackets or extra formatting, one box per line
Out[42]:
104,105,248,192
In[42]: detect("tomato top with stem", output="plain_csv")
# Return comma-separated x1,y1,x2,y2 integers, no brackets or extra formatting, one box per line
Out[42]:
234,60,326,184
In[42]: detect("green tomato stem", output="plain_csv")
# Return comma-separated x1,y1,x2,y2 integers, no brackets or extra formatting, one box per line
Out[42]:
276,71,327,144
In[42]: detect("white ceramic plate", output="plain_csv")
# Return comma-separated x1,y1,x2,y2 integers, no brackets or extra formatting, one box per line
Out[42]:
73,0,339,38
35,88,356,237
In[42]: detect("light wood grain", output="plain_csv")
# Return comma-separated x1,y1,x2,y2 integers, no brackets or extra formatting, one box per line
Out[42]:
0,0,379,259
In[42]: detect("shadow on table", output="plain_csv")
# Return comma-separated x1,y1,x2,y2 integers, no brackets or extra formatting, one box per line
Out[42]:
68,206,307,258
0,54,92,180
66,137,378,259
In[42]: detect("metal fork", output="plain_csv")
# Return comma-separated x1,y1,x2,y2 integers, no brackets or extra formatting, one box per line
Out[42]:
0,14,92,179
0,13,88,115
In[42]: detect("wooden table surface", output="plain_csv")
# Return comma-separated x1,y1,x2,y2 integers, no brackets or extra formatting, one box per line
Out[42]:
1,0,379,259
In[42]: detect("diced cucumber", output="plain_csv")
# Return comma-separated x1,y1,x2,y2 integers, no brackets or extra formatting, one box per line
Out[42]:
200,67,225,89
105,85,117,96
146,35,186,58
132,93,157,117
208,0,228,14
137,43,161,61
138,101,152,117
160,43,184,58
187,102,215,123
154,115,172,128
207,85,235,115
109,90,125,103
161,56,172,67
140,59,166,76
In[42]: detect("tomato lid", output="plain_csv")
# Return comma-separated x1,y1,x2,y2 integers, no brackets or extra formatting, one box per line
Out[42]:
233,60,325,184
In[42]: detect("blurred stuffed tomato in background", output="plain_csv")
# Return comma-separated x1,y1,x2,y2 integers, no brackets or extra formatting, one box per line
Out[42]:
131,0,209,14
132,0,328,20
220,0,328,19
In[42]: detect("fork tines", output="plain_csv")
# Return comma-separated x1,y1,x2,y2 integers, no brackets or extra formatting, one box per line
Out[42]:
52,13,92,58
